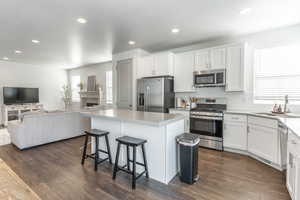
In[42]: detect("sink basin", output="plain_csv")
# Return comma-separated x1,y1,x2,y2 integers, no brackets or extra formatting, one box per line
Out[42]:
255,112,300,118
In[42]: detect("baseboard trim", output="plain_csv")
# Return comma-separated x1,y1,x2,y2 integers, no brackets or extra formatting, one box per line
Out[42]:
224,147,284,171
12,134,85,151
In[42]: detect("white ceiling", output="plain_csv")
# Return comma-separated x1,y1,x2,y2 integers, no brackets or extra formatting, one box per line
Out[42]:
1,0,300,68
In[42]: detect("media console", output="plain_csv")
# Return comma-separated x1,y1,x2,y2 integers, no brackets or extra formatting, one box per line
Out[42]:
1,104,43,126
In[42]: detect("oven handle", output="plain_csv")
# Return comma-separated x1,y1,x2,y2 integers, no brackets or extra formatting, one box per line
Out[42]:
190,115,223,121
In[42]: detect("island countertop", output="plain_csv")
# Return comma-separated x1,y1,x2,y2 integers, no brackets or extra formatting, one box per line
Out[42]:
80,108,185,127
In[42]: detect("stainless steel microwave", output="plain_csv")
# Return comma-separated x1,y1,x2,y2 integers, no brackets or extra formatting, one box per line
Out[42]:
194,70,226,88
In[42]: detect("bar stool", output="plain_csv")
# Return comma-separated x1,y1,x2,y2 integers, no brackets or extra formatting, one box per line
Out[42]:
81,129,112,171
112,136,149,189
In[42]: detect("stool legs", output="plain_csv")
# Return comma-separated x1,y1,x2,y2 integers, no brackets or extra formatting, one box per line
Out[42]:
126,145,130,171
113,143,121,180
94,136,99,171
81,134,89,165
105,135,112,164
132,146,137,189
141,144,149,178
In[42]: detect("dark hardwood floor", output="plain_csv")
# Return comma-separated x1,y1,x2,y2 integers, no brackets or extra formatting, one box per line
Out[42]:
0,137,291,200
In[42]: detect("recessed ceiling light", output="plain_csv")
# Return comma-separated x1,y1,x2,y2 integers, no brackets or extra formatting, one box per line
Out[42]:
171,28,180,34
32,39,40,44
240,8,252,15
77,18,87,24
2,57,9,60
128,40,136,45
15,50,22,54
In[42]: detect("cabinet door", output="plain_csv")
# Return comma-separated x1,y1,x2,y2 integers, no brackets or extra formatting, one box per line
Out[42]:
194,50,210,72
211,47,226,70
174,52,195,92
248,125,278,163
139,56,155,78
223,121,247,150
287,150,296,199
226,45,244,92
295,156,300,200
154,53,174,76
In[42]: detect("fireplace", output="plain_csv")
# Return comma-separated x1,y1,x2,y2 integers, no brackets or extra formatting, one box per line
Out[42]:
86,103,99,107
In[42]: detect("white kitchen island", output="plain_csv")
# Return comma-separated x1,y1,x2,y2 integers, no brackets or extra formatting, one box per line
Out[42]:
81,109,185,184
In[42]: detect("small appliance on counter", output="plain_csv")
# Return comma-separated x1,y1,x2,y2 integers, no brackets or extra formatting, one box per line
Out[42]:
190,98,227,151
176,133,200,184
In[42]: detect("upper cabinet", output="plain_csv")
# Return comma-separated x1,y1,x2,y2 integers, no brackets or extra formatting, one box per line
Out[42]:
225,44,245,92
194,47,226,72
138,52,174,78
194,49,210,71
174,51,195,92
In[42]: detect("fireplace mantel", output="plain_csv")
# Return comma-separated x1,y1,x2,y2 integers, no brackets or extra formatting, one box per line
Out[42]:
79,91,100,108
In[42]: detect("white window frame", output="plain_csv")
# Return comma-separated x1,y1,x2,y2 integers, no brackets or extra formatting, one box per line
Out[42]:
71,75,81,102
253,44,300,105
106,71,113,104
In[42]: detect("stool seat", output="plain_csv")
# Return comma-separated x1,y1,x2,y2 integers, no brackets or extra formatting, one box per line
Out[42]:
116,136,147,146
85,129,109,137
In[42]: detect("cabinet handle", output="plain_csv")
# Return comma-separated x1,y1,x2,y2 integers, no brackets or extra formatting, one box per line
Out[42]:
247,126,250,133
224,123,226,130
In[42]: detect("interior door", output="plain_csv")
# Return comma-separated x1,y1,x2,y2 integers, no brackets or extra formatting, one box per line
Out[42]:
116,59,133,109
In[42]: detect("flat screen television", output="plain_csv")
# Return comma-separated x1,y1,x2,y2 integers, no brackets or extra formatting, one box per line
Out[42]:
3,87,39,105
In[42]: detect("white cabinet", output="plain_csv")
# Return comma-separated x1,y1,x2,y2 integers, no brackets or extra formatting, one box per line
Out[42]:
138,52,174,78
174,52,195,92
211,47,226,70
223,114,247,150
225,44,245,92
169,109,190,132
194,47,226,72
194,49,210,71
287,131,300,200
247,116,278,164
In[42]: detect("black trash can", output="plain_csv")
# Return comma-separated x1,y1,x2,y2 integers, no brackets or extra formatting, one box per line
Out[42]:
176,133,200,184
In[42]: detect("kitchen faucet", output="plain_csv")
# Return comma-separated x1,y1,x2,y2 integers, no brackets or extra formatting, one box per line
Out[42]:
284,95,290,113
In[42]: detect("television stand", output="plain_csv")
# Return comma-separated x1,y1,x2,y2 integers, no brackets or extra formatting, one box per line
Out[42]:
1,104,44,127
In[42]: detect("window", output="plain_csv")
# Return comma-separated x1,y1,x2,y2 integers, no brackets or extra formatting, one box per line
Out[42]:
254,44,300,104
106,71,113,104
71,75,81,102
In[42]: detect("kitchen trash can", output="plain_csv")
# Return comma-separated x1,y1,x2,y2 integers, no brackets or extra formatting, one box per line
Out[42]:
176,133,200,184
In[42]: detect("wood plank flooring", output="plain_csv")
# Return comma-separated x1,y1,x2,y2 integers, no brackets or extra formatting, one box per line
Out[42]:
0,137,291,200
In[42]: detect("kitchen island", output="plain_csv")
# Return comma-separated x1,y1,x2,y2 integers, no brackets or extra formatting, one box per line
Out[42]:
81,109,185,184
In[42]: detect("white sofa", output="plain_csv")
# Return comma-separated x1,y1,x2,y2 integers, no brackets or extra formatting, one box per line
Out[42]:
7,111,90,150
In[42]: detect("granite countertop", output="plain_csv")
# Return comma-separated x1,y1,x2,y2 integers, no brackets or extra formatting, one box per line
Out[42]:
80,109,185,127
225,110,300,138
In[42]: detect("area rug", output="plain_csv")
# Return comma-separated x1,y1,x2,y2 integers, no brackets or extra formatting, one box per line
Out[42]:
0,159,41,200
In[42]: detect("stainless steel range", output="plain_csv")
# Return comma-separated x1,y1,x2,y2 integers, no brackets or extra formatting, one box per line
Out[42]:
190,98,226,151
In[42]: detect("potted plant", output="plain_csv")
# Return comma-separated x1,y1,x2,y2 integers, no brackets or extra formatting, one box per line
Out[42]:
61,85,72,110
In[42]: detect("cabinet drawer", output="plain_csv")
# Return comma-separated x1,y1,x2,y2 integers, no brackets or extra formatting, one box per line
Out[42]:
248,116,278,129
224,114,247,123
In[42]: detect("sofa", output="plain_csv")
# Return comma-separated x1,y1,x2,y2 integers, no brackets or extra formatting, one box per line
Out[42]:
7,111,90,150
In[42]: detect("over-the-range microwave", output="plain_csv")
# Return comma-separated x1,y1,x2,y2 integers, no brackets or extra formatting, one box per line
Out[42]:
193,70,226,88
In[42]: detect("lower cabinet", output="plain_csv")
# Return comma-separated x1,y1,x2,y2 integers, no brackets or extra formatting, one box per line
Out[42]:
169,109,190,133
287,131,300,200
223,114,247,150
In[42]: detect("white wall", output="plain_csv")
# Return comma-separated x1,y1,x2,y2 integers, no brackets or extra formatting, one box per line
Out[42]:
0,61,67,124
173,24,300,113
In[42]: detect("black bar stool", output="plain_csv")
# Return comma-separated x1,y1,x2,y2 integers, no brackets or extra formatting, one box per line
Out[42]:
112,136,149,189
81,129,112,171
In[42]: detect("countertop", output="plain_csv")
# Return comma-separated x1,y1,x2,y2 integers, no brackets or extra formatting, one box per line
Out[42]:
80,109,185,127
225,110,300,138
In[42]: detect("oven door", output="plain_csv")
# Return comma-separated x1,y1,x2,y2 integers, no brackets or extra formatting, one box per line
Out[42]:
194,73,215,86
190,116,223,138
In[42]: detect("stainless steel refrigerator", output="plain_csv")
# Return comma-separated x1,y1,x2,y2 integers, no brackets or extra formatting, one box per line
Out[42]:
137,76,175,113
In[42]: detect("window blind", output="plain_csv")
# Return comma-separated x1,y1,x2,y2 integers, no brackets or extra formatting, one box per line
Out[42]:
254,44,300,103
